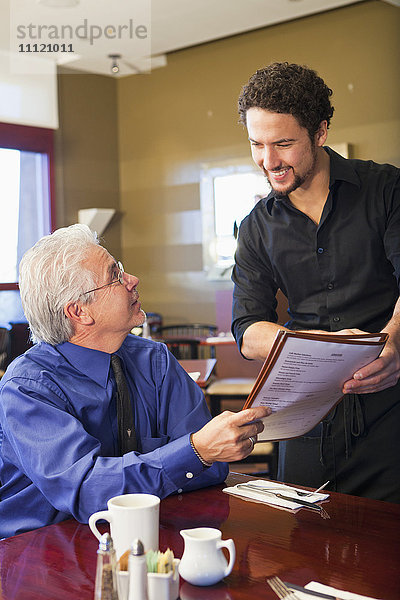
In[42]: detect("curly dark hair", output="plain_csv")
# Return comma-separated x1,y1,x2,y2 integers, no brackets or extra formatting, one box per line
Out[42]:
238,62,334,138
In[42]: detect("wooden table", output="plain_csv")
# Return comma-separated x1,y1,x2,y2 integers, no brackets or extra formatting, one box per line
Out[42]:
179,358,217,388
201,334,236,347
154,334,236,359
1,473,399,599
154,334,236,348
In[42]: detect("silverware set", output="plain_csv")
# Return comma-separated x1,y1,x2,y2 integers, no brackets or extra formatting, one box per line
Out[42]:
257,480,330,497
267,576,301,599
267,576,337,600
236,482,331,519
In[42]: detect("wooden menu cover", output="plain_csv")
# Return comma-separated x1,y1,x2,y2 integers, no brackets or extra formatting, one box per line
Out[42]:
243,331,387,441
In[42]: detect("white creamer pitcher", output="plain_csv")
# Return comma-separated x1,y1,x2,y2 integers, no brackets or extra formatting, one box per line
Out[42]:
179,527,236,586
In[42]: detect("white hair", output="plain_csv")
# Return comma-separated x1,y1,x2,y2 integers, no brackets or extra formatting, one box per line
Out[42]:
19,224,100,345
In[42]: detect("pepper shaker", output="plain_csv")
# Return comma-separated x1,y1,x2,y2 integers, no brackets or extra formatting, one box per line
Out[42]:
128,539,148,600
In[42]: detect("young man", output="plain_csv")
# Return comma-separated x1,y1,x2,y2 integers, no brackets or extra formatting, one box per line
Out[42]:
232,62,400,501
0,224,269,537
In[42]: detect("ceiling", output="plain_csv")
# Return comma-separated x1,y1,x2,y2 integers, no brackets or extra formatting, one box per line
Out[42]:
1,0,398,77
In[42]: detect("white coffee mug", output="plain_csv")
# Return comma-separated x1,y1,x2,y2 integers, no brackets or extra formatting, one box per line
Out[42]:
89,493,160,559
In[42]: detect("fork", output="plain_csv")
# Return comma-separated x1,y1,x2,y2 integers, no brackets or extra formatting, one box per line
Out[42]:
297,481,330,496
259,481,330,497
267,576,301,599
236,483,331,519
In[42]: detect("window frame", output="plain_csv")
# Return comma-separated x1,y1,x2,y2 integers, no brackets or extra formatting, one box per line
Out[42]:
200,157,269,281
0,122,55,290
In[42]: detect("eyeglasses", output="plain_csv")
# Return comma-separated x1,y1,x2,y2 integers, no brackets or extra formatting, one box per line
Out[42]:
81,261,125,296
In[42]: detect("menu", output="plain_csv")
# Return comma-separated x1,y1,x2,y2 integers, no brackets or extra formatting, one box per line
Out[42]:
243,330,387,441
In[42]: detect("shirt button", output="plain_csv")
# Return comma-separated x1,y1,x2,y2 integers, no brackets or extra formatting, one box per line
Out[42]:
317,247,324,254
177,488,183,494
333,316,340,322
186,472,194,479
327,283,334,290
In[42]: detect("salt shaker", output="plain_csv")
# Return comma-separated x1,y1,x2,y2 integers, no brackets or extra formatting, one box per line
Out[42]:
94,532,119,600
142,320,151,339
128,539,148,600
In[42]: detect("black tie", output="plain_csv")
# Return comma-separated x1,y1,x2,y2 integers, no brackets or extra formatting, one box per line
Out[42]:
110,354,137,455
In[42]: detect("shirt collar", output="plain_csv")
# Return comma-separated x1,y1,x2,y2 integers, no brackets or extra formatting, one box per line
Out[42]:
324,146,361,189
265,146,361,214
56,342,113,388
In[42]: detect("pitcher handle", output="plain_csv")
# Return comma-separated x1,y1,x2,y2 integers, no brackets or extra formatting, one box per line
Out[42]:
217,538,236,578
88,510,112,541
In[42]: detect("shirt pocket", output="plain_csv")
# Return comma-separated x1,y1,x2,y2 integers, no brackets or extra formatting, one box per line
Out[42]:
140,434,169,453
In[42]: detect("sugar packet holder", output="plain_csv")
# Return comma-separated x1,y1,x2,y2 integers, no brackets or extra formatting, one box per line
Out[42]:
117,559,180,600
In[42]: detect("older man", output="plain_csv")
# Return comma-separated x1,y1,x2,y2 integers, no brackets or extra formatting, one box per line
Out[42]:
0,224,268,537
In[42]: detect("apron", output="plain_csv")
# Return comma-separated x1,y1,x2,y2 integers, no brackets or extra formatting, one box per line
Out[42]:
277,380,400,503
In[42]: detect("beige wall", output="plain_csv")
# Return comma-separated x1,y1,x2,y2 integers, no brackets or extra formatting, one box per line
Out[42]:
116,0,400,326
55,0,400,330
56,70,122,260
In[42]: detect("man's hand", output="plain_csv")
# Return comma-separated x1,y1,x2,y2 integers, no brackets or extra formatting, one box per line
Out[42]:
299,327,400,394
316,327,400,394
343,336,400,394
191,406,271,464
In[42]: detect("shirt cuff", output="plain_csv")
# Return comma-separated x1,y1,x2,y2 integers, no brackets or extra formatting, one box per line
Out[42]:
160,433,207,489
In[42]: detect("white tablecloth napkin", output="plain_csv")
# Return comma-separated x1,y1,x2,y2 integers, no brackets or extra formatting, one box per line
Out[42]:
223,480,329,511
188,371,200,381
305,581,382,600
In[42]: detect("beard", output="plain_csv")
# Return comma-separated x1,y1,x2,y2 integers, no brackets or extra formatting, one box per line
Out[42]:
268,172,306,199
265,143,318,199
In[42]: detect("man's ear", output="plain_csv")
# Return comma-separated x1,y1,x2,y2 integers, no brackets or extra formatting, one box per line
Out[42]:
315,120,328,147
64,302,94,326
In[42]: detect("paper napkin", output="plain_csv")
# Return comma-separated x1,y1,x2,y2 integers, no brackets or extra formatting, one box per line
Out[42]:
305,581,382,600
223,480,329,511
188,371,200,381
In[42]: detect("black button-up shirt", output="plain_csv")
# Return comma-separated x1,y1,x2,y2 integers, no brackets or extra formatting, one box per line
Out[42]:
232,147,400,348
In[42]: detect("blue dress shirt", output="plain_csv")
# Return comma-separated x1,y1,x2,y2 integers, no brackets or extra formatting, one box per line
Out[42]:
0,335,228,537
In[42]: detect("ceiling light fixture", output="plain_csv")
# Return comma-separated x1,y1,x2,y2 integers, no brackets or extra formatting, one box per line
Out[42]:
108,54,121,75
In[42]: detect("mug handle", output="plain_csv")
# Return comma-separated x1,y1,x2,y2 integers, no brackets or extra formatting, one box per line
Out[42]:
217,538,236,578
88,510,112,541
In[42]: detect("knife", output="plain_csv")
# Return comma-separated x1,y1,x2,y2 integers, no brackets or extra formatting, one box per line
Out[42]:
284,582,337,600
236,484,323,512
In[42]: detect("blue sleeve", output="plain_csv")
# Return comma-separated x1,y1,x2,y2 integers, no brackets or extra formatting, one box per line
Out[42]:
0,352,228,525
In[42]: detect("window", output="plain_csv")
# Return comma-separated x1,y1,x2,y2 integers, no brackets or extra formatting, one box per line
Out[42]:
200,159,270,280
0,123,54,289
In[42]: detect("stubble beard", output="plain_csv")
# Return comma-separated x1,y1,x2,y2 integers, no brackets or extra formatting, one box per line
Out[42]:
266,144,318,199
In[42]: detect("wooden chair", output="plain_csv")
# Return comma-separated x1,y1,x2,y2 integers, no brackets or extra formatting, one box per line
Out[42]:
0,326,11,378
206,377,255,418
158,324,217,338
145,312,163,336
163,337,201,360
158,324,217,359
